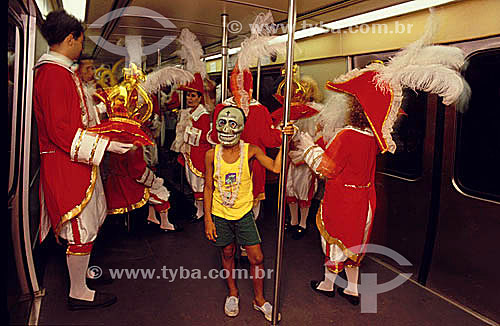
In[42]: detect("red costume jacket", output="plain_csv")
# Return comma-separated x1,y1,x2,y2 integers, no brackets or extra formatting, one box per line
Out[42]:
33,60,109,237
177,105,212,175
316,128,378,264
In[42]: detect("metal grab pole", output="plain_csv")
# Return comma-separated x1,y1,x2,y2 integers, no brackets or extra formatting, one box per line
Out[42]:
256,58,261,101
221,13,229,101
271,0,296,324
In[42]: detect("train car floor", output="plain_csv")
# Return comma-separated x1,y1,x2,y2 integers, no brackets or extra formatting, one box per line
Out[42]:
32,184,488,326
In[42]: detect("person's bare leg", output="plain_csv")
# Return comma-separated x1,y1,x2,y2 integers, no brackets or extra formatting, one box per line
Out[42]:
221,243,238,297
245,244,266,306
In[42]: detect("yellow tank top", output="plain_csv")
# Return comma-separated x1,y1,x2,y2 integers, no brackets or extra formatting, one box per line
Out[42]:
212,142,253,220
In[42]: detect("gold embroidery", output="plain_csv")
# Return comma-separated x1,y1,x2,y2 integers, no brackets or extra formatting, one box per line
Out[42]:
73,129,85,162
56,165,98,234
108,188,150,215
109,117,142,127
316,202,364,264
89,135,100,166
184,153,204,178
65,249,91,256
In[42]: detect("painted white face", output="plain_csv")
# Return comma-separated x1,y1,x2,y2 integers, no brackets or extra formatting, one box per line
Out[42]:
216,106,245,146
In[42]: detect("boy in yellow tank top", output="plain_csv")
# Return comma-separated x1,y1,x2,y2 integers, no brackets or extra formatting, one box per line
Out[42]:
204,106,294,321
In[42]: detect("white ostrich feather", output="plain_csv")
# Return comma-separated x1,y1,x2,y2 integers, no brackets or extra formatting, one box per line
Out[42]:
237,11,287,71
142,67,195,94
174,28,206,77
390,64,464,106
376,9,468,108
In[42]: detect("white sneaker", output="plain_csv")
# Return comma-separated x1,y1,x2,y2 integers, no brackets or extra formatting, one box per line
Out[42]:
253,301,280,322
224,296,239,317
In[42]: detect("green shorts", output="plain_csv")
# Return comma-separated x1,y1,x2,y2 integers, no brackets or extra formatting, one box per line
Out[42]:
212,210,262,247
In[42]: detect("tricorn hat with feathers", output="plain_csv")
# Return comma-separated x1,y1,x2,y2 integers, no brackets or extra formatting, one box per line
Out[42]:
323,10,470,154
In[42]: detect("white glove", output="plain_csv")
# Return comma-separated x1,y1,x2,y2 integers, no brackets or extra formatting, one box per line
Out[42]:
107,141,134,154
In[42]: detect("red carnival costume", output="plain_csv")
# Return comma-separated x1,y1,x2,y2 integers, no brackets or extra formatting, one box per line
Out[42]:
173,73,212,201
33,51,110,255
292,18,468,300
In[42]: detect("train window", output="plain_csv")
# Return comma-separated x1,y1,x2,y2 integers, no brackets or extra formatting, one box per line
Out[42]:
455,48,500,202
376,90,427,180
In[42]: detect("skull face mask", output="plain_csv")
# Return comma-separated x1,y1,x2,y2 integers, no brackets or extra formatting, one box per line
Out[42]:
216,106,245,146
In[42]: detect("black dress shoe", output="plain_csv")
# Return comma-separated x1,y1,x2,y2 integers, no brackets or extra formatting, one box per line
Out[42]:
310,280,335,297
292,226,306,240
189,216,203,223
337,287,360,305
160,224,184,233
68,292,117,310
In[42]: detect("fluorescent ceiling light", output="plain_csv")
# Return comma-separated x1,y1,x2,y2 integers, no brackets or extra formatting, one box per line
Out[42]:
205,0,456,61
323,0,456,31
62,0,87,21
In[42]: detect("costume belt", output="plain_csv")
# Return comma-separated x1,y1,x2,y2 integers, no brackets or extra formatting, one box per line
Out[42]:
344,182,371,189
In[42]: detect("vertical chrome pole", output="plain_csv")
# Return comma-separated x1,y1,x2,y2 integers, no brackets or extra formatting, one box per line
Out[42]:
271,0,296,324
256,58,261,101
157,48,165,147
221,13,229,101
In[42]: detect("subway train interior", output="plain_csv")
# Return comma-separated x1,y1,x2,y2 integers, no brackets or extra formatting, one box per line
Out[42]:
7,0,500,325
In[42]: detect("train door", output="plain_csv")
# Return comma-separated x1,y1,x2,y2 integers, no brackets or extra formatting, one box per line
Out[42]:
427,39,500,322
352,50,432,279
353,37,500,322
8,0,55,323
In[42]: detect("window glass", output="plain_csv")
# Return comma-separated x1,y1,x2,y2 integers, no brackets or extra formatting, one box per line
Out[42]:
455,48,500,201
377,90,427,180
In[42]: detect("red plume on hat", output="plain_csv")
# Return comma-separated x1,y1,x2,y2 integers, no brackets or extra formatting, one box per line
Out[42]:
229,11,286,115
230,66,253,112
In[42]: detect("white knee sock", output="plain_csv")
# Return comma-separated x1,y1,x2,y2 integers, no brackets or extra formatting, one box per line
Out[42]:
289,202,299,226
345,266,359,296
299,206,309,229
195,200,204,219
317,266,337,291
252,201,261,220
67,254,95,301
159,210,175,230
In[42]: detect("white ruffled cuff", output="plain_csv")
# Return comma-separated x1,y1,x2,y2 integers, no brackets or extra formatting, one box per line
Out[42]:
70,128,109,166
303,145,324,173
136,167,155,188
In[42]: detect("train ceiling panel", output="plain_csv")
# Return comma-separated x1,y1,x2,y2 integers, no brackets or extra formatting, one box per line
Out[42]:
83,0,410,64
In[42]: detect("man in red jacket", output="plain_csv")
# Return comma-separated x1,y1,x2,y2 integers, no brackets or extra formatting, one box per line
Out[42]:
33,10,133,310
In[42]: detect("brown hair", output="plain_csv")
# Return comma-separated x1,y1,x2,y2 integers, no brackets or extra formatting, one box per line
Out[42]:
347,96,370,130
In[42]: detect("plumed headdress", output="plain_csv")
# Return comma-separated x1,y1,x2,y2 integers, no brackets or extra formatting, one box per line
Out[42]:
322,10,469,154
174,28,214,106
231,11,287,115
